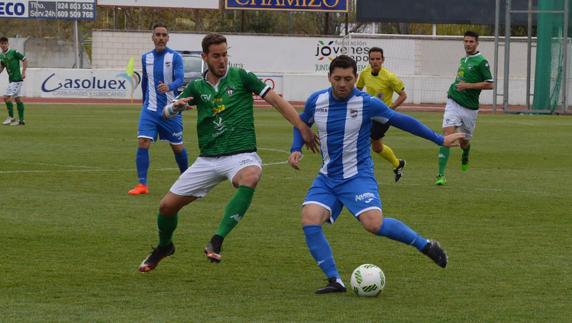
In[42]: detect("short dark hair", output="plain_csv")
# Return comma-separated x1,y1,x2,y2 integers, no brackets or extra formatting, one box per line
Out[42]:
152,23,168,32
368,46,384,59
329,55,357,75
464,31,479,41
0,36,8,43
202,33,227,53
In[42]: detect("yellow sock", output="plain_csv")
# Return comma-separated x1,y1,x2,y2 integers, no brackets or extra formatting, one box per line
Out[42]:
379,144,400,168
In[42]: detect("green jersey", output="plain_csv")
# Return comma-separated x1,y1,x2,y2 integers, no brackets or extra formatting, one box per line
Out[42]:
180,67,270,157
0,48,26,82
447,52,493,110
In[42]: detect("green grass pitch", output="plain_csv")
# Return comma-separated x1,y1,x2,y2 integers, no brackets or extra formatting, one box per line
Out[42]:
1,104,571,321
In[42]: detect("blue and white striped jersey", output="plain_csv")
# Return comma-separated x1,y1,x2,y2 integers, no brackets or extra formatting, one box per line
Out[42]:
141,47,184,113
292,87,443,180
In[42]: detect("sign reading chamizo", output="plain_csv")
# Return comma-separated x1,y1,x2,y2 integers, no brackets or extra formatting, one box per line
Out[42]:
225,0,348,12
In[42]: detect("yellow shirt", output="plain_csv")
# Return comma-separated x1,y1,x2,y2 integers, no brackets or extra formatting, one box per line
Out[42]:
356,66,405,107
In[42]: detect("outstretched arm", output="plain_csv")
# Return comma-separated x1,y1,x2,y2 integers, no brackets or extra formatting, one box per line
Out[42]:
264,90,318,153
383,111,463,147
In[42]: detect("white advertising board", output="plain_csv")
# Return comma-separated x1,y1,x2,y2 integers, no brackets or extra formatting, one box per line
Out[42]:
97,0,218,9
168,34,416,75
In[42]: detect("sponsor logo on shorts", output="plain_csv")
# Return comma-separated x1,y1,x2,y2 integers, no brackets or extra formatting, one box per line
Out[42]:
240,158,254,166
355,192,375,203
172,131,183,138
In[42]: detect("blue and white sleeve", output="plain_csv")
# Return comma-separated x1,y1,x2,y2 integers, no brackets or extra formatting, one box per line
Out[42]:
169,54,185,91
141,55,148,100
368,96,443,145
387,112,444,145
290,95,316,152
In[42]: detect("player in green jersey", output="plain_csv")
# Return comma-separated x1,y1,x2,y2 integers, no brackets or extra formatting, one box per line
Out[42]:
435,31,493,185
138,33,317,272
0,37,27,126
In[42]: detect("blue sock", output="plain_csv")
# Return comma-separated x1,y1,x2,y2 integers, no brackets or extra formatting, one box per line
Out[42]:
303,225,340,279
174,148,188,174
136,147,150,185
377,218,428,251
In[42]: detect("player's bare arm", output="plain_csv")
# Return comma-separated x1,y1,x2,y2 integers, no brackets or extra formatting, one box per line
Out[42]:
456,81,494,91
390,90,407,110
21,58,27,79
264,90,319,153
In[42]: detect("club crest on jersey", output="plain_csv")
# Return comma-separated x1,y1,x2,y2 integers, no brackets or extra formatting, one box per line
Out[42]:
350,109,359,118
165,61,171,67
201,94,212,101
226,87,235,96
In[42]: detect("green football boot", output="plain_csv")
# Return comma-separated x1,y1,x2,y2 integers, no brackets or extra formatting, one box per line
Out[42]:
435,175,446,186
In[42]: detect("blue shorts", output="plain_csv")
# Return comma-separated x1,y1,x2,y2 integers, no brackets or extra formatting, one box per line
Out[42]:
303,174,382,223
137,110,183,144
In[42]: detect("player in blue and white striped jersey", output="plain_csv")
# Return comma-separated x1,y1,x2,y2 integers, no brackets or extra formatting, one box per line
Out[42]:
289,55,464,294
128,23,188,195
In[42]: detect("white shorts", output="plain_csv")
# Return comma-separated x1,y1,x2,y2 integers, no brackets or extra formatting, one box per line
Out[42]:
170,152,262,197
442,98,479,139
4,81,23,97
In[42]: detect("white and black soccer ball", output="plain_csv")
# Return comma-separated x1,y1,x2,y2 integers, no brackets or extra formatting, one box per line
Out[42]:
350,264,385,297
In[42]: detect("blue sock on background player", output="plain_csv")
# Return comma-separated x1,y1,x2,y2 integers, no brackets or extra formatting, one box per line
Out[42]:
377,218,428,251
136,147,150,185
174,148,188,174
303,225,340,279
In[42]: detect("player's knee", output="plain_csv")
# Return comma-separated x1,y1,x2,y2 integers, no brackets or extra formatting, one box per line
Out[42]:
3,96,10,102
301,205,328,225
371,141,383,153
138,138,151,149
14,97,22,103
171,144,184,154
235,167,261,188
159,199,178,216
360,212,383,234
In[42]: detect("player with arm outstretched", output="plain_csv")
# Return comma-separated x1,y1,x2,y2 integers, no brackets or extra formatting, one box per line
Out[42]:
138,33,317,272
289,55,464,294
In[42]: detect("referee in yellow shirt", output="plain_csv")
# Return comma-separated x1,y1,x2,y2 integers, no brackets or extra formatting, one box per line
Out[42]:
357,47,407,182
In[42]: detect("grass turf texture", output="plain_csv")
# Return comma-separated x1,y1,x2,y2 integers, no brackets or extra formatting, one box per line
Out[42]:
1,104,571,322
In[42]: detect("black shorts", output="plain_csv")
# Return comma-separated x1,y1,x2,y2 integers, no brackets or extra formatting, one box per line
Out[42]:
371,120,390,140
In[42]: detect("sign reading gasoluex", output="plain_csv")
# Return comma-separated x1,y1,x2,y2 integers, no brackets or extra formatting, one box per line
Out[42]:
0,0,95,20
225,0,348,12
37,69,142,99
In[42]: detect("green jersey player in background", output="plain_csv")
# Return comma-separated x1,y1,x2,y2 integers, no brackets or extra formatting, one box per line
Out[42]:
138,33,317,272
0,37,27,126
435,31,493,185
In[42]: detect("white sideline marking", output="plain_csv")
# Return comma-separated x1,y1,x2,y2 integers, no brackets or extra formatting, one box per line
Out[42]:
0,147,291,174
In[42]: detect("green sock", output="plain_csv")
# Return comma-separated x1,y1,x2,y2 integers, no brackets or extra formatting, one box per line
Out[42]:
438,146,450,176
5,101,14,118
16,102,24,121
215,185,255,238
157,213,178,247
462,144,471,161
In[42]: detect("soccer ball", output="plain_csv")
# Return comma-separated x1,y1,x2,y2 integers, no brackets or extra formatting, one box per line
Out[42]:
350,264,385,297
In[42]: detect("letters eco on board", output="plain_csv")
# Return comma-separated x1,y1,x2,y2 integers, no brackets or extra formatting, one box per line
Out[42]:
0,0,95,20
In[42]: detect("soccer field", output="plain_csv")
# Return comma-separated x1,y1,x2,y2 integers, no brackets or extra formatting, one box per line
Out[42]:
1,104,571,322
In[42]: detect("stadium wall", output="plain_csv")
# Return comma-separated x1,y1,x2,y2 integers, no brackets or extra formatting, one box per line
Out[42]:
0,32,541,105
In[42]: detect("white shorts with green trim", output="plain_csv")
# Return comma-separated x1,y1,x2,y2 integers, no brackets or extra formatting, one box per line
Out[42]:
442,98,479,139
4,81,23,97
169,152,262,198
